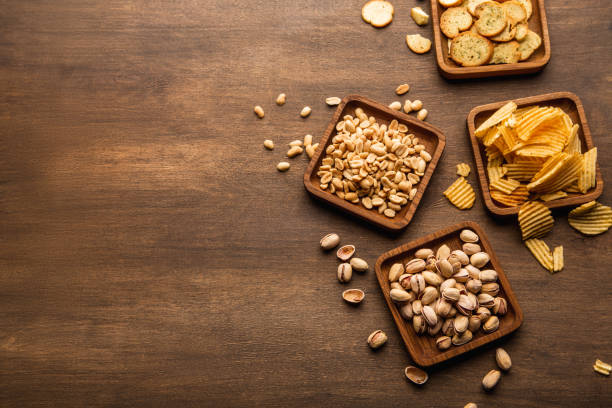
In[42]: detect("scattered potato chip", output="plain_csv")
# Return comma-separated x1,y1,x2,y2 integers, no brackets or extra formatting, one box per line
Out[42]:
490,185,529,207
444,177,476,210
518,201,554,240
568,201,612,236
475,102,517,138
490,178,520,194
524,238,553,272
552,246,563,273
538,191,568,202
456,163,471,177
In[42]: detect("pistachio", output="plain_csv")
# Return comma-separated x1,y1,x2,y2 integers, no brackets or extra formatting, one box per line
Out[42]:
451,250,470,265
436,259,454,278
422,305,438,327
420,286,439,305
342,289,365,304
404,366,428,385
412,299,423,316
493,297,508,315
476,306,491,322
481,282,500,297
436,244,451,260
448,306,457,317
390,288,412,302
457,294,476,315
460,229,479,243
465,264,481,280
462,242,482,255
464,403,478,408
470,252,490,268
428,319,443,336
468,315,481,332
452,330,473,345
390,282,403,291
442,318,455,336
440,278,456,293
435,298,452,317
398,273,411,290
454,315,469,333
478,293,495,308
450,260,462,274
399,303,414,320
452,268,469,283
337,263,352,283
350,257,369,272
367,330,388,349
436,336,452,350
466,279,482,294
320,233,340,250
413,315,426,334
455,282,467,294
389,263,405,282
496,348,512,371
442,287,460,303
415,248,434,259
482,369,501,391
467,292,479,309
425,255,438,272
410,273,426,294
479,269,498,283
337,245,355,261
405,258,426,274
483,316,500,333
422,271,443,286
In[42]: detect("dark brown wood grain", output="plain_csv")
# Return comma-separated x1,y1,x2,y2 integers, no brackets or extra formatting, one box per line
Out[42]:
375,221,523,366
303,95,446,231
431,0,551,78
0,1,611,407
467,91,603,215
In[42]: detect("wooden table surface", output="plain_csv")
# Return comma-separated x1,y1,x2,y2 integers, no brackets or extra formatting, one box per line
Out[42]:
1,1,610,406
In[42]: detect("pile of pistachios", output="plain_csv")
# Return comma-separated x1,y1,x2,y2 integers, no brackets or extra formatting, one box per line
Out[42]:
388,229,508,349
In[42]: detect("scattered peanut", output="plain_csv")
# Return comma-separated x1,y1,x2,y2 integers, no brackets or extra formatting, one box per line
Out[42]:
276,93,286,106
263,140,274,150
254,105,265,118
287,146,303,158
411,100,423,111
304,134,313,146
389,101,402,111
300,106,312,118
277,162,290,172
417,108,428,121
403,100,412,113
326,96,342,106
395,84,410,95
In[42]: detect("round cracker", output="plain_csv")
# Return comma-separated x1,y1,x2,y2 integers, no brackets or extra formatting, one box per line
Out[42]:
439,0,464,7
490,21,517,41
440,7,473,38
516,0,533,19
466,0,490,16
517,29,541,60
515,22,528,41
362,0,394,28
450,32,494,66
475,2,508,37
490,41,520,64
502,1,527,24
406,34,432,54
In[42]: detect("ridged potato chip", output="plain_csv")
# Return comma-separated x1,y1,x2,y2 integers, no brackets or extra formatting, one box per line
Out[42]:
518,201,554,240
504,162,541,181
444,177,476,210
564,124,581,154
515,107,563,141
538,191,568,202
456,163,471,177
553,246,563,273
491,185,529,207
524,238,553,272
527,152,582,193
568,201,612,236
475,102,517,138
577,147,597,193
490,178,520,194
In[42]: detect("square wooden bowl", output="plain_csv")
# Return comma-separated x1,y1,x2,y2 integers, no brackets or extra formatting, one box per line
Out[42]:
467,91,603,216
303,95,446,231
430,0,551,79
374,221,523,367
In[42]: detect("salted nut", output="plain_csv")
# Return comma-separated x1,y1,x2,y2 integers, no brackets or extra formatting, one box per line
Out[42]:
337,245,355,261
320,233,340,250
482,369,501,391
404,366,428,385
460,229,479,243
470,252,490,268
337,263,352,283
436,244,451,260
390,288,412,302
350,257,369,272
415,248,433,259
389,263,405,282
367,330,388,349
496,348,512,371
342,289,365,304
436,336,452,350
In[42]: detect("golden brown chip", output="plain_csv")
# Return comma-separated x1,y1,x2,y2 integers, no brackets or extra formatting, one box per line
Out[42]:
527,152,582,193
490,185,529,207
524,238,553,272
475,102,517,138
581,147,597,192
482,127,501,147
515,107,564,141
553,246,563,273
487,166,507,183
490,177,520,194
518,201,554,240
564,124,582,154
568,202,612,236
538,191,568,202
504,162,541,181
456,163,471,177
444,177,476,210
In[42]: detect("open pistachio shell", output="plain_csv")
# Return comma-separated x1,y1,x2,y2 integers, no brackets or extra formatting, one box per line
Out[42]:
404,366,428,385
337,245,355,261
342,289,365,304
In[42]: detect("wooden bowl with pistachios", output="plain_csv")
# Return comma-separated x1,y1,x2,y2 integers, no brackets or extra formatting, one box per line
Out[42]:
303,95,446,231
374,221,523,367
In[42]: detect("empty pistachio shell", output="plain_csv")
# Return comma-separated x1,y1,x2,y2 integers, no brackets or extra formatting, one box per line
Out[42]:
460,229,479,243
493,297,508,315
350,257,369,272
462,242,482,255
390,288,412,302
337,245,355,261
452,329,473,345
320,233,340,250
367,330,388,349
405,258,426,273
436,336,452,350
470,252,490,268
436,244,451,260
415,248,434,259
337,263,352,283
483,316,500,333
404,366,428,385
482,369,501,391
342,289,365,304
389,263,405,282
496,348,512,371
